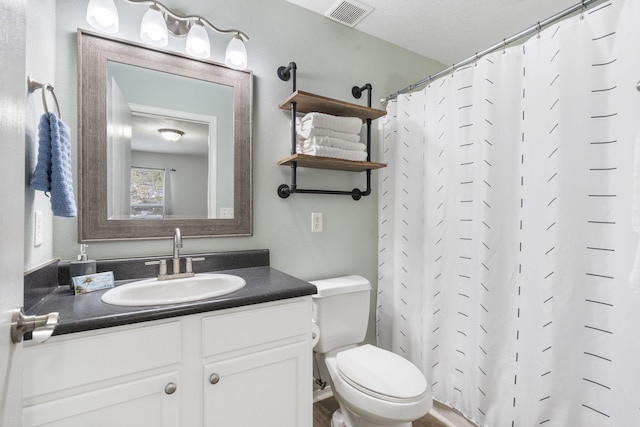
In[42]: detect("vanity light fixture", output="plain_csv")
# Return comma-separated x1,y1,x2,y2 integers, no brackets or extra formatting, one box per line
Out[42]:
158,128,184,142
140,4,168,47
186,21,211,59
225,34,248,70
85,0,249,69
86,0,119,34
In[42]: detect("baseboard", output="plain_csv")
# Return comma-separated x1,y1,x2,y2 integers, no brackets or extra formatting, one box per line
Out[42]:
429,400,478,427
313,385,334,402
428,408,458,427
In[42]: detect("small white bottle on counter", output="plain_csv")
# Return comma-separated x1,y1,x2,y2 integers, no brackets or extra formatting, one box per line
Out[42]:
69,244,97,278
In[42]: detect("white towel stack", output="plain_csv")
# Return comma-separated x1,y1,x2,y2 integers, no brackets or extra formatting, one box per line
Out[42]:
295,112,367,161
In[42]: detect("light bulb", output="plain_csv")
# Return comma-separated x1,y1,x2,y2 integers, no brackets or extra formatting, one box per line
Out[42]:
186,22,211,59
86,0,119,34
225,35,247,70
158,128,184,142
140,6,168,47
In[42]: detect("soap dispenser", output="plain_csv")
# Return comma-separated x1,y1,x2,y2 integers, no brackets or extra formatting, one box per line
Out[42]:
69,244,97,278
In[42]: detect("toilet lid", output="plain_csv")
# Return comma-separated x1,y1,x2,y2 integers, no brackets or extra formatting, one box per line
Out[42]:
336,345,427,401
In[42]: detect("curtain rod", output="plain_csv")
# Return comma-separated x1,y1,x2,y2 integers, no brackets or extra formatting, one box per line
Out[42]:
382,0,605,104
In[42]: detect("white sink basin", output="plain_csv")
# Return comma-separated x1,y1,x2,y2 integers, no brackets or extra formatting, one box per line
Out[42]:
101,273,246,306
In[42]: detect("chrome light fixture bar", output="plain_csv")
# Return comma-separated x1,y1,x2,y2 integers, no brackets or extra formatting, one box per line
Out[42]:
86,0,249,69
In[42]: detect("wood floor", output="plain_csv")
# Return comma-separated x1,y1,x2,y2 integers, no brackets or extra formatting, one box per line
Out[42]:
313,396,446,427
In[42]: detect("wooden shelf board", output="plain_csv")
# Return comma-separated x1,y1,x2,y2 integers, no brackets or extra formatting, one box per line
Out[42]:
278,154,386,172
278,90,387,121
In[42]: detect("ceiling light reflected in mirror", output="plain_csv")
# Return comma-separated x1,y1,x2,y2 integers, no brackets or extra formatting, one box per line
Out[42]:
158,128,185,142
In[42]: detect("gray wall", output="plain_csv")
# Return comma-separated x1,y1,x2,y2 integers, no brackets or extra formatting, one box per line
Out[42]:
24,0,444,343
25,0,56,269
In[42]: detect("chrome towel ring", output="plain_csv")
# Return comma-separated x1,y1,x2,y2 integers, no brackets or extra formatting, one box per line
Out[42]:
27,75,61,119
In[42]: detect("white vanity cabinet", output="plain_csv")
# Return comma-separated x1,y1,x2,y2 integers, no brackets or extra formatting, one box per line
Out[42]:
22,321,182,427
22,297,313,427
200,298,311,427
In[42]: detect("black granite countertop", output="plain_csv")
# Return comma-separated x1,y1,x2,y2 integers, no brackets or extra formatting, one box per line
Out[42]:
24,250,316,337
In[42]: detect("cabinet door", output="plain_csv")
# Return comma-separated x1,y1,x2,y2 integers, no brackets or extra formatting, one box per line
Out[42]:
203,342,311,427
24,321,181,399
23,372,179,427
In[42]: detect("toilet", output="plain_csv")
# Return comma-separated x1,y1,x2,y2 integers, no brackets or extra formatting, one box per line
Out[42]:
311,275,432,427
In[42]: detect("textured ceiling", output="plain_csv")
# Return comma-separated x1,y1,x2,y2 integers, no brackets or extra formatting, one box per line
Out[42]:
284,0,581,65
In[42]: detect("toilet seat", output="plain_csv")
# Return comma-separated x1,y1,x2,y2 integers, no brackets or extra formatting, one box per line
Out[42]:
336,345,428,403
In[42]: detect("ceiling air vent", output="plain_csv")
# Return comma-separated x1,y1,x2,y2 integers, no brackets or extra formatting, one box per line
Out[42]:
325,0,373,27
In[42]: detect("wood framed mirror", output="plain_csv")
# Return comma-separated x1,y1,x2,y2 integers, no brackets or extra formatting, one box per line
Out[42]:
78,30,252,241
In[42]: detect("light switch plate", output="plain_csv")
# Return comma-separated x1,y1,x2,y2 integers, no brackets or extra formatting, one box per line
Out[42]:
220,208,234,218
312,212,323,232
34,210,43,247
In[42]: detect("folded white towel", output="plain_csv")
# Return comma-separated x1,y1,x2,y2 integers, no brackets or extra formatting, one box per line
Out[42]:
297,145,368,162
296,119,362,143
300,112,363,134
298,136,366,152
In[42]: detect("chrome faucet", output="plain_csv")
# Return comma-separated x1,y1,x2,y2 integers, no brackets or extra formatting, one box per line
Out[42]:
172,227,183,274
145,228,204,280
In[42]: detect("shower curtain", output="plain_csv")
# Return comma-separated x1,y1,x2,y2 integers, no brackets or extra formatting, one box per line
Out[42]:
377,1,640,426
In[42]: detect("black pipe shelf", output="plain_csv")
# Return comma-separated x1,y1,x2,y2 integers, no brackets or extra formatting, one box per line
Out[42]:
278,90,386,120
278,154,386,172
276,62,387,200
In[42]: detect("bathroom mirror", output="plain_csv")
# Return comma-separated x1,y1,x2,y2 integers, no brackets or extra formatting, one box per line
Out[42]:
78,30,252,240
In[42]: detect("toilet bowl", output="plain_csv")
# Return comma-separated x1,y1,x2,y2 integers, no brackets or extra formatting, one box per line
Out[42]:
326,345,432,427
311,276,432,427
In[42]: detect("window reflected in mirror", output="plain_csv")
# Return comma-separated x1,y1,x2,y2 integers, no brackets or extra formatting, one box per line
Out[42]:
129,167,165,219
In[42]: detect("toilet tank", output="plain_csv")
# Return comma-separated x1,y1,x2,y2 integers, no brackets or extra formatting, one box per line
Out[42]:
310,275,371,353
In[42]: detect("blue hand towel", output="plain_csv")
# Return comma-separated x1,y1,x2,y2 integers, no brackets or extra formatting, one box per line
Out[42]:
29,113,77,217
29,114,52,192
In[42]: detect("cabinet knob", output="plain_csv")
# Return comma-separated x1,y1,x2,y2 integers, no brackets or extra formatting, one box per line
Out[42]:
165,382,177,394
209,373,220,384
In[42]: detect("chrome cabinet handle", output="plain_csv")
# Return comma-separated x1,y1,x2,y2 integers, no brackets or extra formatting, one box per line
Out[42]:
209,373,220,384
10,308,59,344
165,382,177,394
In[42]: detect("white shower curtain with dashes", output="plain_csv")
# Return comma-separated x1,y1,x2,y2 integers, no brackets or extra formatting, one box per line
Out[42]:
378,1,640,426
